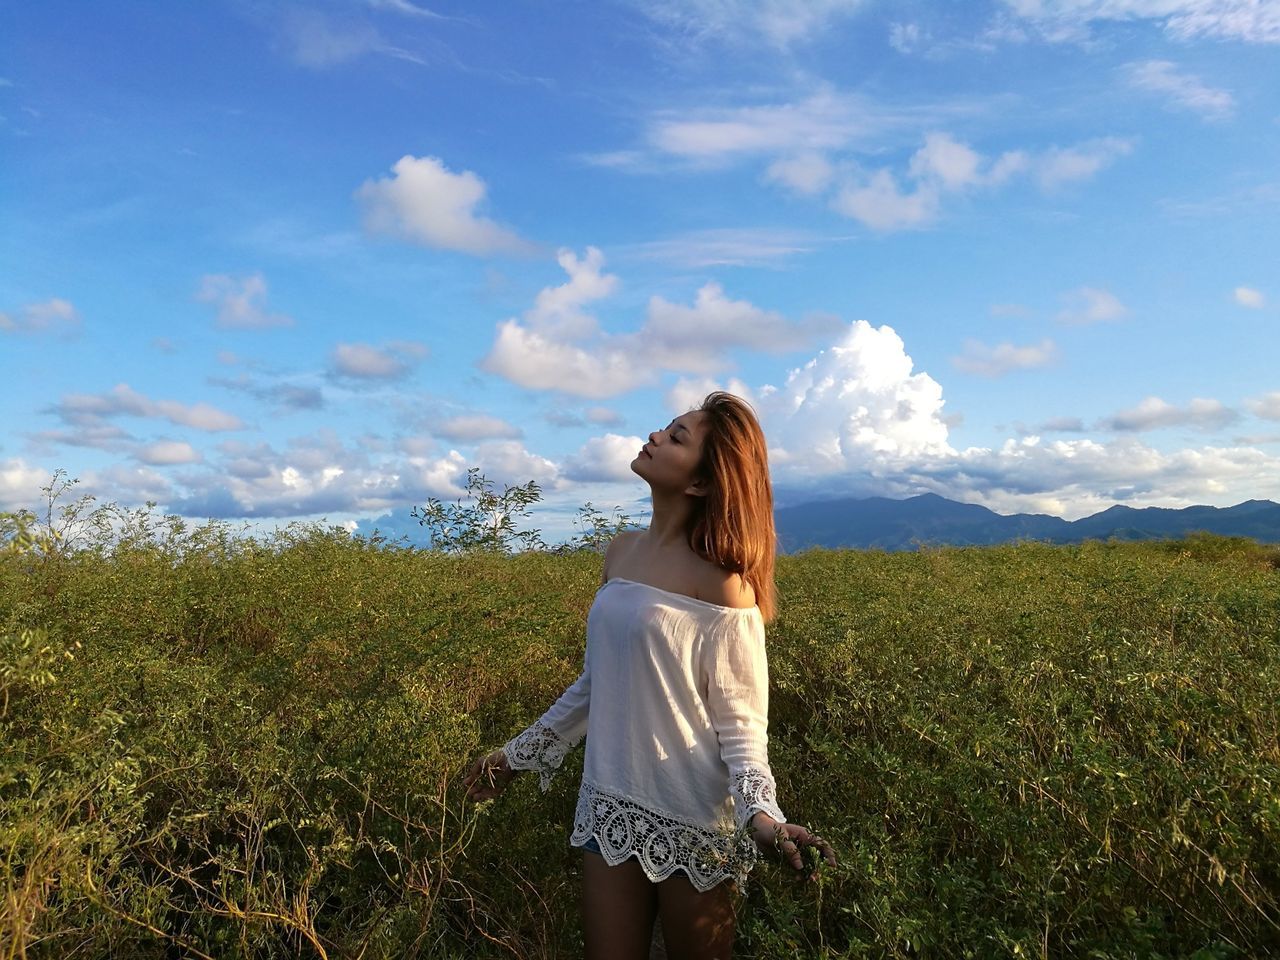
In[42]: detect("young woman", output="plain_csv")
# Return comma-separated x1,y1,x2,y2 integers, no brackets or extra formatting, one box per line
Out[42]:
463,391,837,959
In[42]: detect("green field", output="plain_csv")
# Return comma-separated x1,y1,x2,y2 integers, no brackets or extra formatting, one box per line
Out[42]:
3,513,1278,958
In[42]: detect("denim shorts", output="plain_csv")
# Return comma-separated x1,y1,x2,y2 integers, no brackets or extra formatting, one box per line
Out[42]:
577,834,640,866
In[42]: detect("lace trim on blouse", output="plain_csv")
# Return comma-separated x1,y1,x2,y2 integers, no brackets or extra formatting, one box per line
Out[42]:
570,778,760,893
502,719,574,793
731,768,787,832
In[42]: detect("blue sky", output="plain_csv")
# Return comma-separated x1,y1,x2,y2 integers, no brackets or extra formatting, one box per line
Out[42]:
3,0,1278,544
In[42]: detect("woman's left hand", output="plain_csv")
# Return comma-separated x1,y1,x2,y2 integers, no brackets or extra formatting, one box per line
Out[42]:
749,814,837,882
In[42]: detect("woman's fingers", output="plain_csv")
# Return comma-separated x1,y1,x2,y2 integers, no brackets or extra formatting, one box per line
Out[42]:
463,755,497,799
780,828,838,881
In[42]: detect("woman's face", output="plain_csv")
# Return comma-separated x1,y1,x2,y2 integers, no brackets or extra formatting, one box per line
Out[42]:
632,410,709,493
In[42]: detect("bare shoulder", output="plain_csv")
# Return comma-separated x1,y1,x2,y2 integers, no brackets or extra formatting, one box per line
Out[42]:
698,566,757,609
600,529,643,585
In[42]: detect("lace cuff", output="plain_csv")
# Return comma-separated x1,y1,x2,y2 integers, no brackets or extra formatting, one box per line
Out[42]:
731,767,787,832
502,719,576,793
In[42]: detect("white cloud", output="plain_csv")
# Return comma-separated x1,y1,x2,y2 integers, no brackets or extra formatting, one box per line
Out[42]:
634,0,871,48
469,439,561,486
1234,286,1266,308
0,298,80,336
479,321,654,398
832,169,940,230
1123,60,1235,120
638,91,1129,222
766,153,836,195
196,273,294,329
0,458,50,512
1001,1,1280,44
1247,391,1280,420
755,320,954,467
1101,396,1239,432
951,338,1058,377
825,132,1128,230
47,384,243,432
355,155,531,256
560,432,652,483
642,282,837,368
1056,286,1129,324
648,91,896,162
665,376,760,417
930,436,1278,519
908,132,984,189
526,247,617,339
330,341,428,381
135,441,203,466
1035,137,1134,190
479,249,841,398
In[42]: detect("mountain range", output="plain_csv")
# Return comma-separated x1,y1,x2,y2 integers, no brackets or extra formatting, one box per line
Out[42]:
774,494,1280,553
361,495,1280,553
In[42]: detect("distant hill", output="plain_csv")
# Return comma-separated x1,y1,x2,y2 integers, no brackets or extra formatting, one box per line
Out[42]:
357,494,1280,554
775,494,1280,553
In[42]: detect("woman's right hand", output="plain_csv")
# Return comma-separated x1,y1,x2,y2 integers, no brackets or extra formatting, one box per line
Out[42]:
464,748,518,801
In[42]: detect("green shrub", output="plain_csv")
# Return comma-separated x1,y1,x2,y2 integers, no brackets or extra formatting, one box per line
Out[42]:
1,495,1277,957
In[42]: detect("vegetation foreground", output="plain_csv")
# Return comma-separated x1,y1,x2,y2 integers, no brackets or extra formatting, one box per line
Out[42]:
2,512,1278,958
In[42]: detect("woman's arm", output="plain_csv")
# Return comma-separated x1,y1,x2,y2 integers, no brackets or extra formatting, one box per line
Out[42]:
500,655,590,792
494,533,630,792
701,614,788,832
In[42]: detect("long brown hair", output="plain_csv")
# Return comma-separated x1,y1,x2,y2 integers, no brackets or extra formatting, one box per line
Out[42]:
686,391,779,624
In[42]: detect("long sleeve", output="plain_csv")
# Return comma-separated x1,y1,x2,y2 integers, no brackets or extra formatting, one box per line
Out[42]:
701,613,787,833
501,644,590,793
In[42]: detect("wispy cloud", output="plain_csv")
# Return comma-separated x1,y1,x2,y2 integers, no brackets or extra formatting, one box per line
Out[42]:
44,384,244,433
209,372,325,412
366,0,447,20
826,133,1131,231
999,1,1280,45
328,341,429,382
0,298,80,337
620,227,826,267
1100,396,1239,432
631,0,871,49
1035,137,1134,190
1056,287,1129,325
951,338,1058,377
1234,286,1266,308
196,273,294,329
279,9,426,68
1247,391,1280,420
1123,60,1235,120
134,440,203,466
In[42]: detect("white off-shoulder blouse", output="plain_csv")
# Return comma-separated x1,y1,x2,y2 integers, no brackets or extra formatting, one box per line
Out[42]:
501,576,787,892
